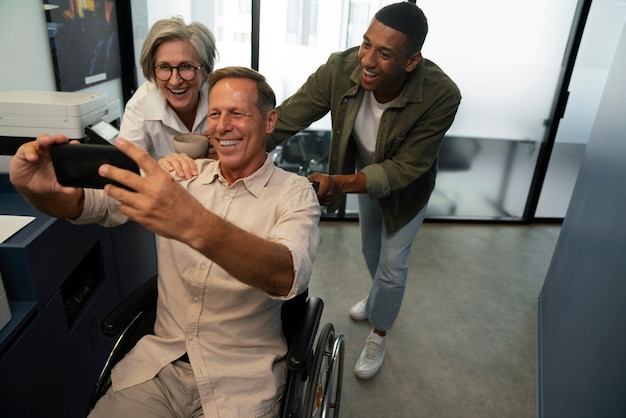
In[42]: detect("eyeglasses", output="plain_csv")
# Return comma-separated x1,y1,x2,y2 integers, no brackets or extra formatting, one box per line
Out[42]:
154,64,202,81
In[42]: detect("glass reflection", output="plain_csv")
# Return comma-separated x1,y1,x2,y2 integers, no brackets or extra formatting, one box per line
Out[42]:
134,0,613,221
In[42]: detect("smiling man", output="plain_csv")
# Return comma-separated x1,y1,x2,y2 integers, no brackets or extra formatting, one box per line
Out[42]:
268,2,462,380
10,67,321,417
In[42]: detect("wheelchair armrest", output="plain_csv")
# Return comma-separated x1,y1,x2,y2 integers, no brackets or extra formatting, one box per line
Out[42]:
285,296,324,374
101,275,158,336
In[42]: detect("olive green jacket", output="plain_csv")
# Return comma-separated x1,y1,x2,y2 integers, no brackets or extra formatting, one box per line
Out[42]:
269,47,461,234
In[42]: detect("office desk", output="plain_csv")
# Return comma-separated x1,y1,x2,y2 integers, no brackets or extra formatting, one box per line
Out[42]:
0,175,157,418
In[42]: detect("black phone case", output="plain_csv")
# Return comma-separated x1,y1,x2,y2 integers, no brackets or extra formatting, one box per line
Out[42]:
49,144,139,189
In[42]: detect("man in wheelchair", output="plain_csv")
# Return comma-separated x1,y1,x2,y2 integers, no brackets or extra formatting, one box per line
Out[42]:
10,67,322,417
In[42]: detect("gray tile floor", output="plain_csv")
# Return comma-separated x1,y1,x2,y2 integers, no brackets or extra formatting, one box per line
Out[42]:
308,220,561,418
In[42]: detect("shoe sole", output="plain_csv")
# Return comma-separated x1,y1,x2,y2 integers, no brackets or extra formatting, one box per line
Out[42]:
354,361,384,379
349,312,368,321
354,370,380,379
349,300,368,321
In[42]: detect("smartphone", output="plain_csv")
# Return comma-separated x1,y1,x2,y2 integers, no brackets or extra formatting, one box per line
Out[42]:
49,143,139,190
84,120,119,145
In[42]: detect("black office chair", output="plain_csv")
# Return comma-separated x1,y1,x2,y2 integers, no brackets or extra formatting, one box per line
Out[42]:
435,136,481,214
89,276,344,418
272,131,331,176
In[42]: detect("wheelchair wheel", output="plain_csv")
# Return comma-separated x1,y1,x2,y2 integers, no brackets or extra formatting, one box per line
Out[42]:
302,323,345,417
89,308,156,411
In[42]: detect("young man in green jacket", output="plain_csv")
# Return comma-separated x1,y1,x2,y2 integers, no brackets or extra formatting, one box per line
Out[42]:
268,2,461,379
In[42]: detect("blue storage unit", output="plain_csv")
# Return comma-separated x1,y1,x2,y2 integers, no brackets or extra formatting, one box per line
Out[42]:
0,174,157,418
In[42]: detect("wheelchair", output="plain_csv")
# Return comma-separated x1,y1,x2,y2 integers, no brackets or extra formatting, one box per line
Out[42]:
89,275,344,417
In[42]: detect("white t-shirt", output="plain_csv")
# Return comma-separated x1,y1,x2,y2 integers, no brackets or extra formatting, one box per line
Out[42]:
354,91,393,168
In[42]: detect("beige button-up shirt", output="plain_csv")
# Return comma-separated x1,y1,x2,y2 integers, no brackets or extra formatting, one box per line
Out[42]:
75,155,321,417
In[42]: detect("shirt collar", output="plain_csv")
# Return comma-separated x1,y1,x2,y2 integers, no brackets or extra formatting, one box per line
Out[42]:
144,82,209,129
197,153,275,199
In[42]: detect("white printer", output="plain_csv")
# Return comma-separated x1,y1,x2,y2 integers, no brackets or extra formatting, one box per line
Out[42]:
0,89,120,139
0,270,10,331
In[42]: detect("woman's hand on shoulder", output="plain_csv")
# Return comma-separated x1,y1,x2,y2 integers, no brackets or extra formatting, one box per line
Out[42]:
158,153,198,179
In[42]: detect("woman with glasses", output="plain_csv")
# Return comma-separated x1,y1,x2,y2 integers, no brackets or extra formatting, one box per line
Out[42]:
119,17,218,160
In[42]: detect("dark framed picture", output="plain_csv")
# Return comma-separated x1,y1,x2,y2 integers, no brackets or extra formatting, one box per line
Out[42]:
44,0,122,92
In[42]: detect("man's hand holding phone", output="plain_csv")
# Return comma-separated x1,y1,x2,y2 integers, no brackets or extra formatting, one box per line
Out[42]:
9,134,87,219
99,137,206,242
9,134,72,194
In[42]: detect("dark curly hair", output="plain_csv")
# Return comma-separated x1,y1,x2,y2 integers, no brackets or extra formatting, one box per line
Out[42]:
374,2,428,53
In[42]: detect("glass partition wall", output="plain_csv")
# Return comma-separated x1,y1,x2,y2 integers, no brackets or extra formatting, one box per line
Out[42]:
127,0,623,222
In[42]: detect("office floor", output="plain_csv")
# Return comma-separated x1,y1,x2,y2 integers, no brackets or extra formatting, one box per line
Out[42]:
308,220,561,418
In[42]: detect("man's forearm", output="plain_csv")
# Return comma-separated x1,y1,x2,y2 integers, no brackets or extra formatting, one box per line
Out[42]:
184,210,295,296
332,172,367,194
18,188,85,220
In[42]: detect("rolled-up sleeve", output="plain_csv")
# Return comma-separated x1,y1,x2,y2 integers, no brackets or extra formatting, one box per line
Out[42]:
70,188,128,228
270,182,321,300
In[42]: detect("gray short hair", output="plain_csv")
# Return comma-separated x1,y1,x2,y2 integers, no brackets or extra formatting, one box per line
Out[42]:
139,17,218,82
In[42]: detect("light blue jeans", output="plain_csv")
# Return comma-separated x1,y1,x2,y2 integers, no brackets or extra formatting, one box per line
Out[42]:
357,194,427,331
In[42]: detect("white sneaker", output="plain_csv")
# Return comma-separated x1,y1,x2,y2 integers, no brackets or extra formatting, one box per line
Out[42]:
349,296,369,321
354,331,387,379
